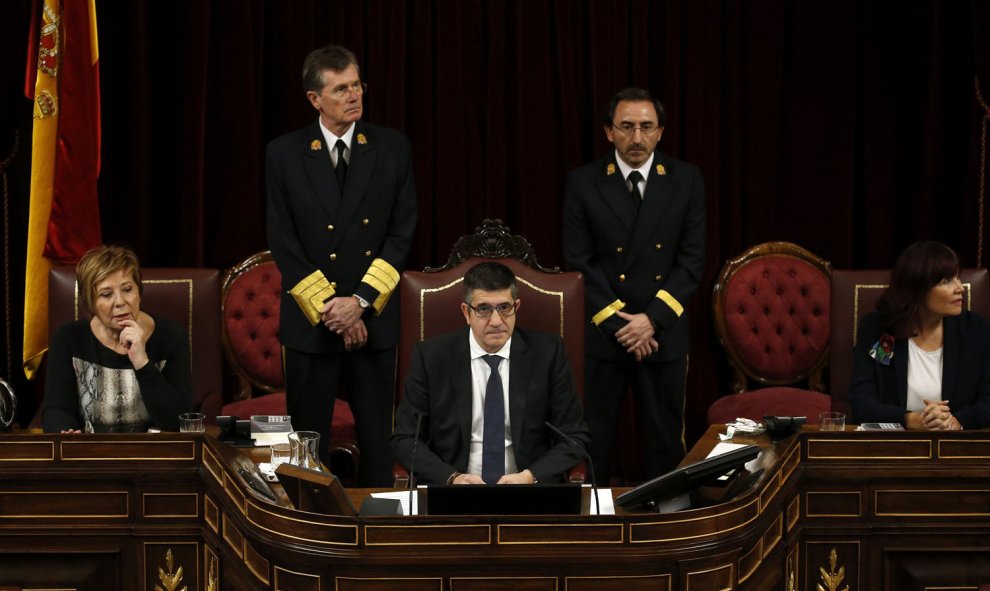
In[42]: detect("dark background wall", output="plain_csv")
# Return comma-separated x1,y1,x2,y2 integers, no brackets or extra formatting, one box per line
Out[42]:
2,0,989,448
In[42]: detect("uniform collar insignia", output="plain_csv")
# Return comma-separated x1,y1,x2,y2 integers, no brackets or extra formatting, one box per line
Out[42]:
606,163,616,176
356,133,367,145
656,164,667,176
310,139,322,151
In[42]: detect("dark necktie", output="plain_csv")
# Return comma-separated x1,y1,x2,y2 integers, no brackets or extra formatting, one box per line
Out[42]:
481,355,505,485
627,170,643,210
334,139,348,190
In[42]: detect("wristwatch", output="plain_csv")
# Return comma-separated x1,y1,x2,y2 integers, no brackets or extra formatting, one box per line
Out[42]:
354,295,370,310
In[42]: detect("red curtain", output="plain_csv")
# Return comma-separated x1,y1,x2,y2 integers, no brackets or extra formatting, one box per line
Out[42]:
2,0,988,443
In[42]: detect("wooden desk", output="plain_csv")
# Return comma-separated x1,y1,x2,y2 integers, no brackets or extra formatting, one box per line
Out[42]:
1,428,990,590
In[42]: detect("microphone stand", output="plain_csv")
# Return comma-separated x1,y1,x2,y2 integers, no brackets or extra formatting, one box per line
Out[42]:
545,421,599,515
408,413,423,516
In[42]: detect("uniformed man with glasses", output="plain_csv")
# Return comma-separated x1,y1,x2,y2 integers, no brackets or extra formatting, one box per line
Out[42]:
392,262,589,485
563,87,706,484
267,44,417,486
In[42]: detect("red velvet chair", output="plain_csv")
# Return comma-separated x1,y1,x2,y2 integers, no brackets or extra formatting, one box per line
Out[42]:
828,268,990,417
394,219,586,486
219,251,359,476
48,266,224,420
707,242,833,424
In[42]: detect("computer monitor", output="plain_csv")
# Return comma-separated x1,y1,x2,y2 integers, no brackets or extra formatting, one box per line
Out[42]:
615,444,761,510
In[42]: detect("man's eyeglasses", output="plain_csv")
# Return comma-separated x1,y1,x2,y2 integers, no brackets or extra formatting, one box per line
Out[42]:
611,122,661,136
468,302,518,318
327,81,368,101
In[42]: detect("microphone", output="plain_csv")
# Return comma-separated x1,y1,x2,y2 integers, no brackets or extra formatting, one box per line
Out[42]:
545,421,599,515
408,412,423,516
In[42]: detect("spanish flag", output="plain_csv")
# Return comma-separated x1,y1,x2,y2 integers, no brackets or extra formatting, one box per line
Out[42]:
23,0,102,379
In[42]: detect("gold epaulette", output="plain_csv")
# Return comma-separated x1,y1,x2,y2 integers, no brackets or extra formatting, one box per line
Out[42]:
360,258,400,314
289,270,336,326
591,299,626,326
655,289,684,317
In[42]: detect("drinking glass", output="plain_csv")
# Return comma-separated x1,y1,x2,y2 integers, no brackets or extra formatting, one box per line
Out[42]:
270,443,291,469
819,412,846,432
179,412,206,433
288,431,321,470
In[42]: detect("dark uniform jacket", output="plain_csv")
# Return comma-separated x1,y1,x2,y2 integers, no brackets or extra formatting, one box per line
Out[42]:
563,152,705,362
266,120,417,353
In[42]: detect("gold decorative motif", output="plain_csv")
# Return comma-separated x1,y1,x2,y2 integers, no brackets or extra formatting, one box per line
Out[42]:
656,164,667,176
592,299,626,326
606,163,616,175
38,3,60,78
816,548,850,591
356,133,367,144
655,289,684,317
155,549,188,591
362,258,400,313
310,139,322,151
34,90,57,119
289,269,336,326
207,554,218,591
786,555,796,591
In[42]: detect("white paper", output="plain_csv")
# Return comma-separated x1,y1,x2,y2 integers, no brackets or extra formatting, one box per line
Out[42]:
589,486,615,515
706,441,749,458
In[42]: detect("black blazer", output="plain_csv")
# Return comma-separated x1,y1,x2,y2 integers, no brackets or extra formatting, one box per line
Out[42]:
562,152,705,362
266,119,417,353
849,311,990,428
391,328,590,484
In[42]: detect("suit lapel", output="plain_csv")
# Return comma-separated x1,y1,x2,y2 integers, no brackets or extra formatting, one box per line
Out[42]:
334,121,377,247
507,331,530,450
451,330,474,453
895,338,909,407
301,121,342,220
596,158,637,234
626,155,675,266
941,318,959,401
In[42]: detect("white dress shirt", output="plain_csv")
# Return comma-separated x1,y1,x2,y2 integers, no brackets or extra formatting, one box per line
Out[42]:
466,333,517,477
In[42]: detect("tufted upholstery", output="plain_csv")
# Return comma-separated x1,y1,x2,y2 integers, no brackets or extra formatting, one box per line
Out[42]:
219,251,358,469
48,266,224,420
708,242,833,424
829,268,990,416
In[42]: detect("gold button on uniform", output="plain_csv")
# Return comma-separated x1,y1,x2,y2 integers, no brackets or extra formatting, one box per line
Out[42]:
618,274,626,282
616,246,624,253
362,218,370,225
327,224,335,232
655,275,662,281
655,243,663,250
329,253,337,261
330,282,337,289
364,250,372,256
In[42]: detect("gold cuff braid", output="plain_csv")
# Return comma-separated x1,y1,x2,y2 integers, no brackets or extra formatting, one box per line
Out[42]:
591,299,626,326
655,289,684,317
360,258,400,314
289,270,336,326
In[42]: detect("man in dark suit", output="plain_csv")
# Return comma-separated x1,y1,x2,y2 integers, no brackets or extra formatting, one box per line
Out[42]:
267,45,417,486
391,262,589,485
563,87,705,483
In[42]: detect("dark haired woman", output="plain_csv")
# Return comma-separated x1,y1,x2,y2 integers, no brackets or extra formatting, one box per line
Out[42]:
849,241,990,429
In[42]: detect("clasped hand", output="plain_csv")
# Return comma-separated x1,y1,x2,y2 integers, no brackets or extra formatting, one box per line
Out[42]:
920,398,961,431
321,297,367,351
615,311,659,361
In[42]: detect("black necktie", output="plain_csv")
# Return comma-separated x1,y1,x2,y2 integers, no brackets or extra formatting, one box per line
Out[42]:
627,170,643,210
334,139,348,190
481,355,505,484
